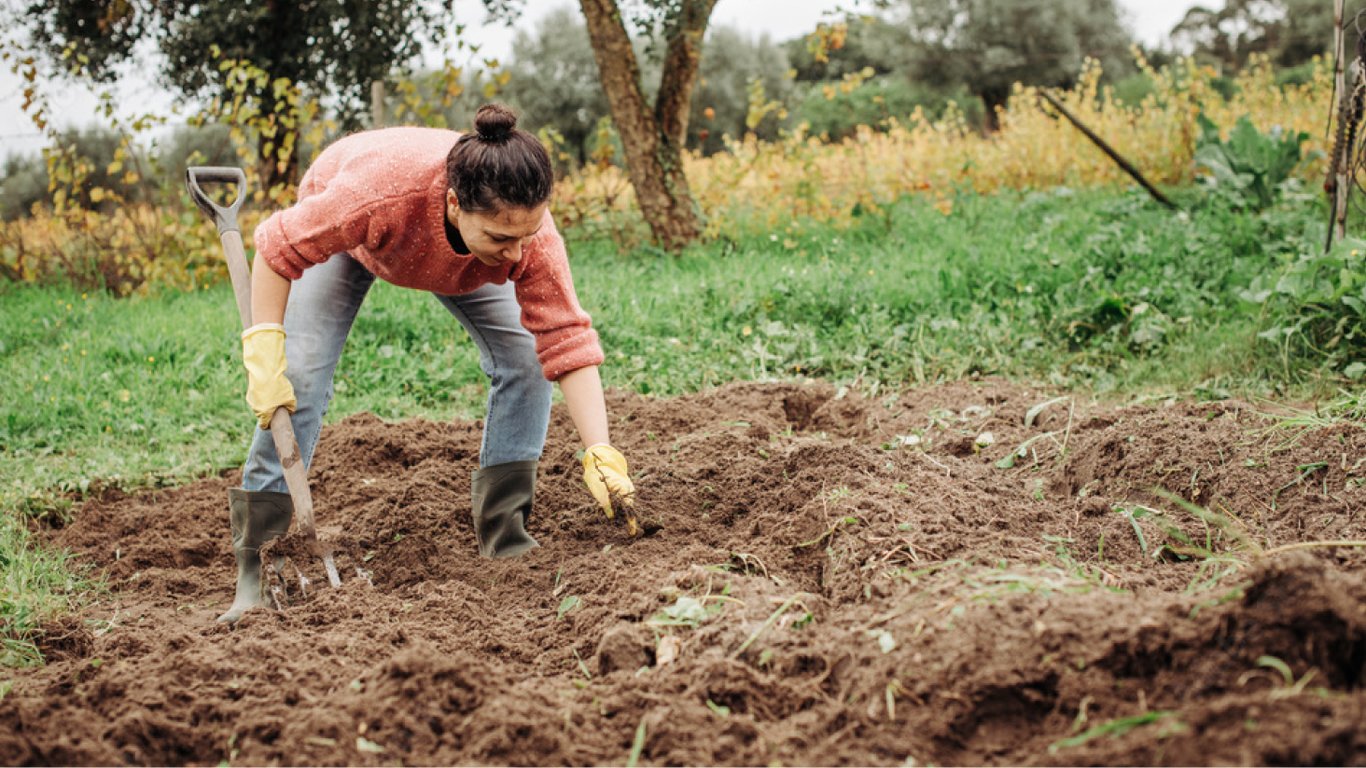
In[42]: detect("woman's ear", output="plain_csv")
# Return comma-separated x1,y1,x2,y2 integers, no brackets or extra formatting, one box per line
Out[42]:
446,189,460,218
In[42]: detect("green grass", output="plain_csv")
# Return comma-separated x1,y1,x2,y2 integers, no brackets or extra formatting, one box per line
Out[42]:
1,513,92,667
0,185,1357,665
587,185,1338,396
1048,710,1184,753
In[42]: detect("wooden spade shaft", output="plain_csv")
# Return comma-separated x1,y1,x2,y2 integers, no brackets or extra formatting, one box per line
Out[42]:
218,228,342,589
186,167,341,588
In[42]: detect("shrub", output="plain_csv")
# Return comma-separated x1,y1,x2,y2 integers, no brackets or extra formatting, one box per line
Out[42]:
1242,238,1366,378
1194,113,1311,210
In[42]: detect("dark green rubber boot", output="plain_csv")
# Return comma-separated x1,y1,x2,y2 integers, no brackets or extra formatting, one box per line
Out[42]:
471,460,540,558
216,488,293,624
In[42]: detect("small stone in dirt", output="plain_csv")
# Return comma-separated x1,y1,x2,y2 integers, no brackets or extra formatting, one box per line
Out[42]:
656,635,681,666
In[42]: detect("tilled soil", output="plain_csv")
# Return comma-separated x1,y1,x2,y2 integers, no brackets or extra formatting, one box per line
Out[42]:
3,379,1365,766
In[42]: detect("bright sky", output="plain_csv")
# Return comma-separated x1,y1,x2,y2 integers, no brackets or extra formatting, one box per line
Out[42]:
0,0,1198,158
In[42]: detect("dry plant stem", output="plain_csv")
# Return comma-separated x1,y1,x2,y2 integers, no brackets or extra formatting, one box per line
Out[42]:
1260,540,1366,557
595,463,641,537
614,497,641,537
732,594,803,659
1059,397,1076,460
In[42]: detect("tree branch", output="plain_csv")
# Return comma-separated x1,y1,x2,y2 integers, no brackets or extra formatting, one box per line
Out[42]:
654,0,717,149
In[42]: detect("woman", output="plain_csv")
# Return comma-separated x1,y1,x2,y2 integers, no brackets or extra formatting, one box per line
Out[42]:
220,104,635,623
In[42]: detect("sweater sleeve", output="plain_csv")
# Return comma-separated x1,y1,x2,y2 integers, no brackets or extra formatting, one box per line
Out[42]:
513,214,605,381
251,170,392,280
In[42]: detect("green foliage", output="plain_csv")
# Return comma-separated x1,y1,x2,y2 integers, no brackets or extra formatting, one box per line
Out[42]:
0,49,272,295
1,509,98,668
197,52,334,198
792,75,983,140
1241,238,1366,378
19,0,453,128
1275,60,1319,88
0,142,229,296
893,0,1134,127
152,124,239,183
690,26,794,153
46,125,143,208
1110,72,1157,106
1,188,1341,401
12,0,457,199
1194,114,1310,210
556,595,582,619
0,153,46,222
579,187,1329,395
505,7,611,165
1171,0,1334,70
1048,710,1182,752
648,595,723,628
784,14,906,83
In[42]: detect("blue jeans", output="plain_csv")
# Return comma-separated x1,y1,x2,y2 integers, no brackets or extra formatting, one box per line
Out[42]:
241,252,552,493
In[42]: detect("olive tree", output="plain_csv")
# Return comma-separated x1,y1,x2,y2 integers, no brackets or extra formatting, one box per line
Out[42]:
890,0,1132,131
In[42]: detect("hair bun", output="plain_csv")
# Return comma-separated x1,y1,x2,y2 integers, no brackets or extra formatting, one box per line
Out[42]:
474,103,517,142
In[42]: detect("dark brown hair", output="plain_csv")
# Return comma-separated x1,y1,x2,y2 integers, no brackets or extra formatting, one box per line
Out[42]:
446,103,553,213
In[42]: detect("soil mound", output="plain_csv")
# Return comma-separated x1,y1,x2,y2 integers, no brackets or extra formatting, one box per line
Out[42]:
2,380,1364,765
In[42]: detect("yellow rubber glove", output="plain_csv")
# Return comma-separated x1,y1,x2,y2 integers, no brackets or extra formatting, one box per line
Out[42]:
241,323,296,429
582,443,636,524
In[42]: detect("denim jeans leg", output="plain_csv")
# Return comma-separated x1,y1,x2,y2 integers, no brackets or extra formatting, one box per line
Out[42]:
241,253,375,492
435,282,552,467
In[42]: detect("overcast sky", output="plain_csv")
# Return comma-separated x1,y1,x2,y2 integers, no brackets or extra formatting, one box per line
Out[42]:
0,0,1199,158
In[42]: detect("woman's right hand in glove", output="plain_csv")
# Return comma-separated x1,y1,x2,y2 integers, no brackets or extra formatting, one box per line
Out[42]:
241,323,296,429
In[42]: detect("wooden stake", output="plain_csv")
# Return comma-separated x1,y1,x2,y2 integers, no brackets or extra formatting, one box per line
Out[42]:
1037,89,1178,211
371,80,386,129
1329,0,1349,250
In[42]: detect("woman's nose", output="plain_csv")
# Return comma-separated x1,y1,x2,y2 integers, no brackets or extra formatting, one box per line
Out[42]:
504,242,523,263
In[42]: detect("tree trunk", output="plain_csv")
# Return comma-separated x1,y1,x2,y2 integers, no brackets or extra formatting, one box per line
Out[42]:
578,0,704,251
656,0,717,148
371,80,386,128
255,0,301,195
980,86,1010,133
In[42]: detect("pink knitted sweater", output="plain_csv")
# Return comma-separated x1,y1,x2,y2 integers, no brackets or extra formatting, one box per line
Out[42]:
252,126,603,381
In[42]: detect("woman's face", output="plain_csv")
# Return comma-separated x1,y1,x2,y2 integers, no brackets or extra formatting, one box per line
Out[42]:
446,190,547,267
